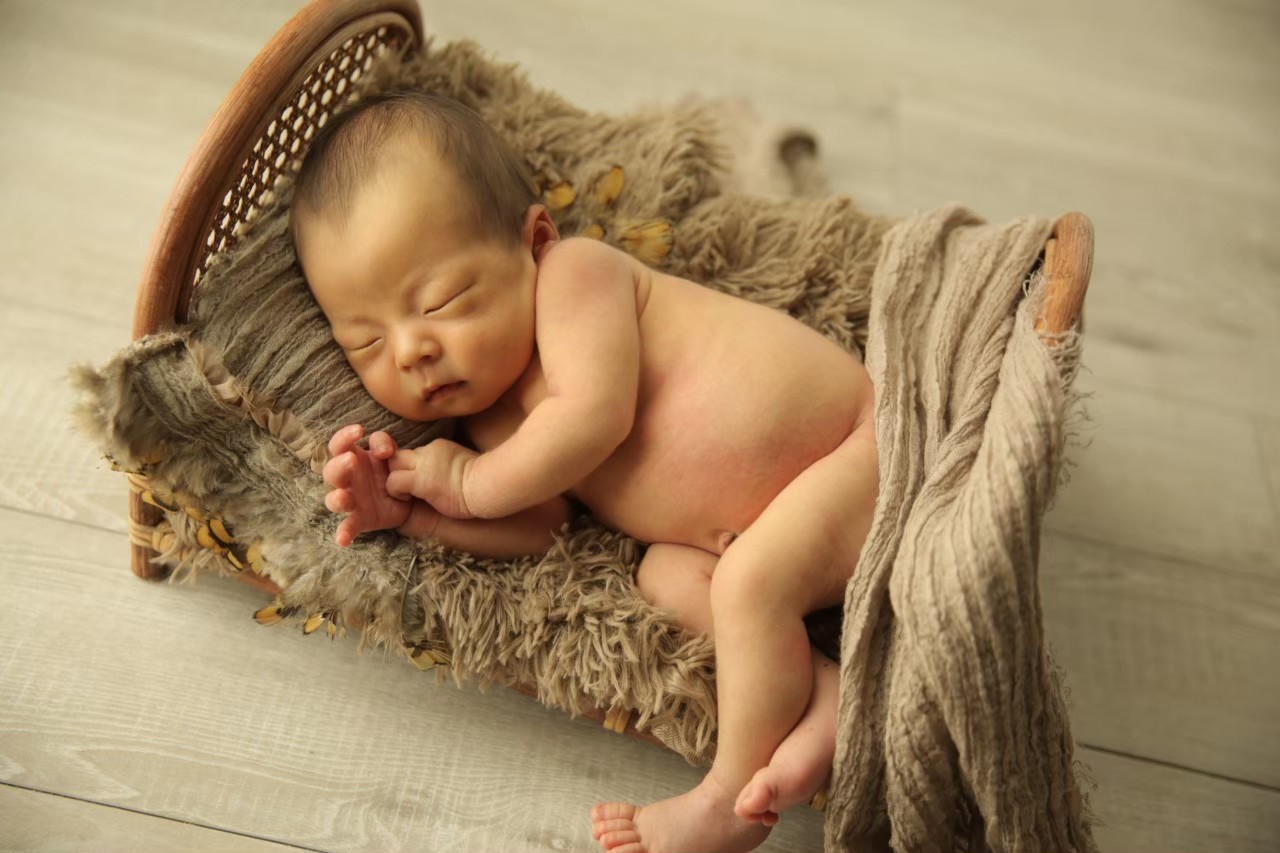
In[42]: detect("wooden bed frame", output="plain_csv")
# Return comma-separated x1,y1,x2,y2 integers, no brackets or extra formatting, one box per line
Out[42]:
126,0,1094,745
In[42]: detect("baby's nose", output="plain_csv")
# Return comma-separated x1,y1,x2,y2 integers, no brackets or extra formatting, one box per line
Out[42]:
395,335,441,369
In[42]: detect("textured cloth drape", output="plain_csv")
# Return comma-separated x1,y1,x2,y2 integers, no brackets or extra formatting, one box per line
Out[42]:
825,205,1097,853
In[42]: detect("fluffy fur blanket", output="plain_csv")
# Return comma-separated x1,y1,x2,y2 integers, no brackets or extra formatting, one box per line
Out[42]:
71,39,1096,853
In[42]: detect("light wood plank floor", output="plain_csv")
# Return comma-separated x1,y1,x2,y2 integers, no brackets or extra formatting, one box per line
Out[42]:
1,0,1277,850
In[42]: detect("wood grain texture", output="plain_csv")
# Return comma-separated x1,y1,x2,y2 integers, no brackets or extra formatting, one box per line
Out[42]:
1255,417,1280,533
0,786,308,853
1045,371,1280,578
1040,531,1280,789
1081,751,1280,853
0,511,824,853
1,0,1278,850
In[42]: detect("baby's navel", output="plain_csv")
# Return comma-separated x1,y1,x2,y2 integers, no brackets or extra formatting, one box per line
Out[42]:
714,529,740,554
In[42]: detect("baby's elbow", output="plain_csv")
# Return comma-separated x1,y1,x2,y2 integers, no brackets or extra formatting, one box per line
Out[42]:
599,398,636,447
526,497,571,554
542,495,572,537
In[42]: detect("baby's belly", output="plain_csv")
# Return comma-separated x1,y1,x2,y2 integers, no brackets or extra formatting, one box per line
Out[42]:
570,273,873,555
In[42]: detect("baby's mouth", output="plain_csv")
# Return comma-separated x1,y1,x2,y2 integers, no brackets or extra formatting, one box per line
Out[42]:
423,382,464,403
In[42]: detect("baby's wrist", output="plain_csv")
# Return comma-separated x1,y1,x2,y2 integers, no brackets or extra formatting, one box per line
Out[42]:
396,499,440,540
456,454,478,519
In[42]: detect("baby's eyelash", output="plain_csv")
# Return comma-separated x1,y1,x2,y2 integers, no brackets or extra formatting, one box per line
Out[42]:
423,281,475,315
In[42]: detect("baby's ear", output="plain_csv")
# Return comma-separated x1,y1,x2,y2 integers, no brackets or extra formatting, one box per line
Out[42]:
69,332,190,475
522,203,560,260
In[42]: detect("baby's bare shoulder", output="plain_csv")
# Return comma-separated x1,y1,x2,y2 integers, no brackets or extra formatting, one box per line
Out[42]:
539,237,641,285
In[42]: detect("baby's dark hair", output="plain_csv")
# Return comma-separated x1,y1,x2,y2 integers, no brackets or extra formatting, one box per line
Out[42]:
289,90,537,246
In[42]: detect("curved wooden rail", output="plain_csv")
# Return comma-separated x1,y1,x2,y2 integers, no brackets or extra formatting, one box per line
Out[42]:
130,0,422,580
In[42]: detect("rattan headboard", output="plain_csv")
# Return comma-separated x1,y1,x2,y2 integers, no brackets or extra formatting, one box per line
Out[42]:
133,0,423,340
129,0,423,579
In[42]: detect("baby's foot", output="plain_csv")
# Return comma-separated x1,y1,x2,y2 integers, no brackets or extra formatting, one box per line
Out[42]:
592,773,771,853
734,654,839,823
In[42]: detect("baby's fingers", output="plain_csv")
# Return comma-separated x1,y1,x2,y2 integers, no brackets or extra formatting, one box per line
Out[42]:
335,516,358,548
387,449,418,472
322,451,356,488
325,488,352,514
369,431,398,459
328,424,364,458
385,470,415,500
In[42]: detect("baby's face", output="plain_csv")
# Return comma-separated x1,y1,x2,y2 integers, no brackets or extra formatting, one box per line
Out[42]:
297,153,541,421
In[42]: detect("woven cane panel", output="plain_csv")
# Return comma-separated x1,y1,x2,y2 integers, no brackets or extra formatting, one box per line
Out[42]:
194,23,410,287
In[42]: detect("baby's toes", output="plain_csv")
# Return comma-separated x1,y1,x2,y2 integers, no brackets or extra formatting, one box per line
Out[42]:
596,824,640,845
734,772,779,823
592,818,633,841
591,802,637,824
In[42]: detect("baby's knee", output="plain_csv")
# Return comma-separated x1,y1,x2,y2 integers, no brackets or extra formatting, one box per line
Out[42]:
634,555,665,606
709,545,800,617
635,542,714,607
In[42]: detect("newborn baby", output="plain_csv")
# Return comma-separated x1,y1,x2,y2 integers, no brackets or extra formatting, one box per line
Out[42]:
289,91,879,853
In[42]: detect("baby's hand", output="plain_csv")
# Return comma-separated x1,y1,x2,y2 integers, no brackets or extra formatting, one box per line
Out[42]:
322,424,412,547
386,438,479,520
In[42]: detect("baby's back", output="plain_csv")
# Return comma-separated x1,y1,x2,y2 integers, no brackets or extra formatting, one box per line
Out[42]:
472,253,874,555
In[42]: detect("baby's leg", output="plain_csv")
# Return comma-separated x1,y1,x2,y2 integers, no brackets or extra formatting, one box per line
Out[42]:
596,413,876,853
633,542,836,819
735,646,840,823
710,420,877,801
634,542,716,636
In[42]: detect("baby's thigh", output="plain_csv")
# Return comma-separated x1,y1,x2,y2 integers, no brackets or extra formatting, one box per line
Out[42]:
635,542,718,637
716,419,878,615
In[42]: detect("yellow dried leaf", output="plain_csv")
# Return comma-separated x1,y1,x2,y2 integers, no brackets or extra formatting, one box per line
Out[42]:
209,518,234,547
619,220,673,265
246,542,266,573
406,644,452,670
545,182,576,211
603,705,631,733
140,490,180,513
407,648,437,670
596,166,624,206
196,524,228,555
254,601,297,626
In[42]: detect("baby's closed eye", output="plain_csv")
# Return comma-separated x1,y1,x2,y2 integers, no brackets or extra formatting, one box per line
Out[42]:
423,280,475,315
338,336,381,352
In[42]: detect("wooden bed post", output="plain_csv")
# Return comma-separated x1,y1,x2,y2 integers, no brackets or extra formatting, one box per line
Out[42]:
1038,211,1094,339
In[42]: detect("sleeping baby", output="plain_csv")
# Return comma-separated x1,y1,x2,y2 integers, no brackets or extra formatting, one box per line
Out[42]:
288,90,879,853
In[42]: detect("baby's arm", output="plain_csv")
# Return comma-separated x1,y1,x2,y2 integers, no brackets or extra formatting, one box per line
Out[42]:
327,425,567,557
462,239,640,518
397,495,570,559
